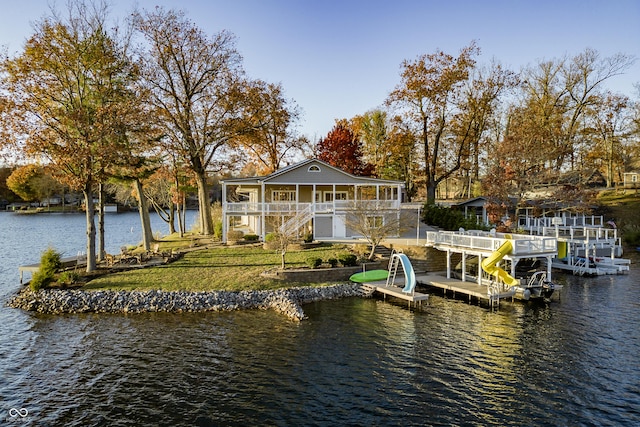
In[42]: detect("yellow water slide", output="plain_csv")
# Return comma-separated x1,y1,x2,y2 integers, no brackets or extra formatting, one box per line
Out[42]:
481,240,520,287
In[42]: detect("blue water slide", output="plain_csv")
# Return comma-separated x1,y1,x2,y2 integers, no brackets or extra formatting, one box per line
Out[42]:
397,253,417,294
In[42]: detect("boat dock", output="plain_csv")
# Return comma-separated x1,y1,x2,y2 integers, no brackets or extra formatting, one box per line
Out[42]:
19,255,86,284
360,281,429,308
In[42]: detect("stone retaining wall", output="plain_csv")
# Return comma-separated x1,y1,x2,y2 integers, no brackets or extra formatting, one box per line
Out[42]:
261,261,385,282
6,283,363,321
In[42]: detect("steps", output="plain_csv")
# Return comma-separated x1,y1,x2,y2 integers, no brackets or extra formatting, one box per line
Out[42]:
358,284,376,297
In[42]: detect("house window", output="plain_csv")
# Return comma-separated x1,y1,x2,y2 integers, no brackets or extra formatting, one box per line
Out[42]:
308,165,321,172
272,190,296,202
366,216,383,228
633,175,638,183
324,191,348,202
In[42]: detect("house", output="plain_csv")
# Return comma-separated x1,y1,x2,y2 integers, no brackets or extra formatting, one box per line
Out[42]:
623,171,639,190
453,197,490,226
221,159,404,242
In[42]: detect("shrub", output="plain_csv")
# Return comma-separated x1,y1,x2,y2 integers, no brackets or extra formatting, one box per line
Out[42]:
58,271,80,286
213,220,223,240
227,230,244,241
303,233,313,243
623,228,640,246
244,234,259,241
327,258,338,268
306,257,323,269
30,247,62,292
338,253,358,267
422,203,489,231
264,233,276,242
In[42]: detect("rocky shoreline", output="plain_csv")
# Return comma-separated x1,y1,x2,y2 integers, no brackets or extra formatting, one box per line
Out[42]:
6,283,364,321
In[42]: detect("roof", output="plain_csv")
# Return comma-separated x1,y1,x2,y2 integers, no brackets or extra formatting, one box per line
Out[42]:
221,158,404,186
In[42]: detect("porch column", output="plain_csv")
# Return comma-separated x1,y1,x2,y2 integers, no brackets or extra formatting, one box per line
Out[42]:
222,181,228,242
261,181,266,241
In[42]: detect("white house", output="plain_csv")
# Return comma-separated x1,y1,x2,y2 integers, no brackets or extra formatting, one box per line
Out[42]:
221,159,404,242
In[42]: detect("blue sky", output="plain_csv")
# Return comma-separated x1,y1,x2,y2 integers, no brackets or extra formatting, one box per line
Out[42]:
1,0,638,140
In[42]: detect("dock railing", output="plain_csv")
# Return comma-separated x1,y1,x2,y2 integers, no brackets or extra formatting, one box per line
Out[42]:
425,230,557,256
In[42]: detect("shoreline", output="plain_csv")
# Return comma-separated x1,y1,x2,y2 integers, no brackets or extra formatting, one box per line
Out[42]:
6,283,364,321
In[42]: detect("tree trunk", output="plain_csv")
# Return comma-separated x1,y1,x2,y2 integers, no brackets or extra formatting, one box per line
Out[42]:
135,179,153,251
168,202,176,234
195,172,213,235
83,186,96,273
426,181,437,205
368,243,377,261
98,183,105,261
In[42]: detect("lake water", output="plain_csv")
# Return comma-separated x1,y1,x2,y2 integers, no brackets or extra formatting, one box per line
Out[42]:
1,212,639,426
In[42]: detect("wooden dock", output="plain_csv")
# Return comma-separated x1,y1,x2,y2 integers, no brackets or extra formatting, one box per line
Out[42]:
19,255,86,284
361,281,429,308
415,274,514,306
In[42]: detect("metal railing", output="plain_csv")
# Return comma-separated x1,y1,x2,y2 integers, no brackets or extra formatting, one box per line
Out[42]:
425,230,557,255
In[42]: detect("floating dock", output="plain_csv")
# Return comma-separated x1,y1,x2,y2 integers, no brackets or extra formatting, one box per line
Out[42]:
518,214,630,275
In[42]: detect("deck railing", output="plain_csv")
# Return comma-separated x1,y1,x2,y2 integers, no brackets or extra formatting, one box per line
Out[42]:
425,230,557,255
225,200,400,215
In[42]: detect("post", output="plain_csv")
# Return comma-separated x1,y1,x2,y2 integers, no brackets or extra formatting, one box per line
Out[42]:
416,205,421,245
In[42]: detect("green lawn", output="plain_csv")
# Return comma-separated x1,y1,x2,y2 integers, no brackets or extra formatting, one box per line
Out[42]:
83,244,355,292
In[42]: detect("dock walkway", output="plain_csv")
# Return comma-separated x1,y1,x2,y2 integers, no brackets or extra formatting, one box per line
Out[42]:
19,255,86,284
415,273,515,306
361,281,429,308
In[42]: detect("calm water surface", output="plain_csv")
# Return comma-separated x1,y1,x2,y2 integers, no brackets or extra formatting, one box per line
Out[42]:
1,212,639,426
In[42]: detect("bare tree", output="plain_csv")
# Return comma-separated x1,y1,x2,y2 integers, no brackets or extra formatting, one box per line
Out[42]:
343,200,403,260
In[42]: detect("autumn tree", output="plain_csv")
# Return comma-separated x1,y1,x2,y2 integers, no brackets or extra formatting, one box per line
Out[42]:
316,122,373,175
234,80,305,174
384,116,418,200
358,109,388,177
6,164,42,202
585,92,632,187
521,49,635,172
0,1,142,271
134,7,248,236
386,42,481,204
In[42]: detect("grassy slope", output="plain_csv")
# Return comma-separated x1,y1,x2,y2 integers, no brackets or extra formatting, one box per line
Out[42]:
83,244,355,292
596,189,640,229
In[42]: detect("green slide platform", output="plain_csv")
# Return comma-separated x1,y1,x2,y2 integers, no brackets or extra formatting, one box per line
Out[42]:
349,269,389,283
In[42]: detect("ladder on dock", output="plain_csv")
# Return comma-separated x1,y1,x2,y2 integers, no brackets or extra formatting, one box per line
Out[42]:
386,252,401,288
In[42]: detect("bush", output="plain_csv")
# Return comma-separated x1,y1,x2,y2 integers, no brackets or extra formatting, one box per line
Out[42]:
244,234,259,241
213,221,223,240
264,233,276,242
327,258,338,268
338,253,358,267
306,257,323,269
623,228,640,246
58,271,80,286
303,233,314,243
227,230,244,241
30,247,62,292
422,203,489,231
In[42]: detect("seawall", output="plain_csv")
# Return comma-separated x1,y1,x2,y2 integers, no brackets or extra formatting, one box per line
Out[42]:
6,283,363,321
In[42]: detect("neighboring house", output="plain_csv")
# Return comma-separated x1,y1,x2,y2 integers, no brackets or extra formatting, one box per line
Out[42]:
623,171,640,190
221,159,404,242
453,197,490,226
